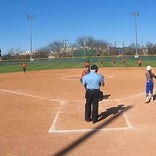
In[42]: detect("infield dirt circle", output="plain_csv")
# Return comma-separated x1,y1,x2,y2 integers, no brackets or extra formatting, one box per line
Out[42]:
1,67,156,156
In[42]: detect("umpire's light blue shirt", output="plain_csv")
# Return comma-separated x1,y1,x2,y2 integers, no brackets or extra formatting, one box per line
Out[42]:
82,70,104,89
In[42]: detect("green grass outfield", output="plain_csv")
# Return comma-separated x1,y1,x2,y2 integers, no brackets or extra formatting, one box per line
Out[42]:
0,56,156,73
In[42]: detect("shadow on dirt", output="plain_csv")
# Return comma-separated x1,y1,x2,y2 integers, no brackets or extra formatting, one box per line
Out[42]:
99,91,111,101
145,94,156,103
98,104,126,122
153,94,156,101
52,105,133,156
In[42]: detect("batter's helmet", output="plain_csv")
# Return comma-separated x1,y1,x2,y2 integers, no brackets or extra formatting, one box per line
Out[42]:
146,65,152,71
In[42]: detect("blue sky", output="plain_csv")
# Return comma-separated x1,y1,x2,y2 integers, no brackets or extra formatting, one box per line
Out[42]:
0,0,156,54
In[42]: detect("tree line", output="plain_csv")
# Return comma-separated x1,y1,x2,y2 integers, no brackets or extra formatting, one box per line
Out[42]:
2,36,156,60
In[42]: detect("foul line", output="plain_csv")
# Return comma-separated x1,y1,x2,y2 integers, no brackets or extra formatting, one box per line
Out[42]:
0,88,60,103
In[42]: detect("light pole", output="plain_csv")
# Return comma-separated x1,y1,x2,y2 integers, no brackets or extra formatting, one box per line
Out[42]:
122,42,124,55
0,49,1,61
83,41,86,56
27,14,35,61
132,11,139,57
63,40,68,53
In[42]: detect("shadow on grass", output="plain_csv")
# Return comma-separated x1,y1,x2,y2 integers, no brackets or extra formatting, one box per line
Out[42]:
52,105,133,156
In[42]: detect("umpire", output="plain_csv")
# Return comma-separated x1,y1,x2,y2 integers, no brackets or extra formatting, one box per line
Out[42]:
82,64,104,124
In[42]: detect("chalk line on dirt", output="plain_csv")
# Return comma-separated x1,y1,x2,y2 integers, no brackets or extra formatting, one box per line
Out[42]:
0,88,134,133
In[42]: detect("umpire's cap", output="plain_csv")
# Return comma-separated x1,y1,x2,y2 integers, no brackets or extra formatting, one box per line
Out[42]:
91,64,98,70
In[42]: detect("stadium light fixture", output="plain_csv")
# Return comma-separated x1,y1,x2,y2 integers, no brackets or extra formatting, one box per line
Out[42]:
132,11,139,57
26,14,35,61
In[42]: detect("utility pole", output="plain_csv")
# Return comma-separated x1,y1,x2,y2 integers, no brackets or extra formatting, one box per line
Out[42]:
0,49,1,61
122,42,124,55
63,40,68,56
27,14,35,61
132,11,139,57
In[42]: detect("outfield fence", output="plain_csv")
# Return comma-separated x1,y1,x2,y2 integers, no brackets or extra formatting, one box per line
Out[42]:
0,55,156,67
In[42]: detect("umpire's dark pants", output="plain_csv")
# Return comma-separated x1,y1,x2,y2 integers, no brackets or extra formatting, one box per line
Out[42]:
85,89,100,123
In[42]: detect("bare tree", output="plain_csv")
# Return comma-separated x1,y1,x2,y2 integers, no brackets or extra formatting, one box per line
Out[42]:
34,47,50,58
75,36,109,56
48,41,64,57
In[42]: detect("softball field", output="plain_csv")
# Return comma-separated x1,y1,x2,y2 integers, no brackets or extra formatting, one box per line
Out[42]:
1,67,156,156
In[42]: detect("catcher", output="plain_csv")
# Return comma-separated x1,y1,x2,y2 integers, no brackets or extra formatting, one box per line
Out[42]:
80,65,90,83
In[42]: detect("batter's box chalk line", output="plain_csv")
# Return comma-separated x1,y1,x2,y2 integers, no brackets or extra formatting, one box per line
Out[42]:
48,99,133,134
0,88,134,133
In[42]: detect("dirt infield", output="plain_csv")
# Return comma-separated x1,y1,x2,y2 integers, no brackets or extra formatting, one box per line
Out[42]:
1,67,156,156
